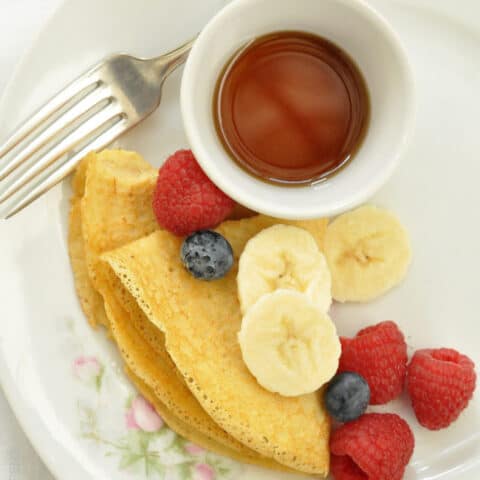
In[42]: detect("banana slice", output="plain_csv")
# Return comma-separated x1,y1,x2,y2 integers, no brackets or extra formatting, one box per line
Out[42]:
238,290,341,397
324,205,411,302
237,225,332,314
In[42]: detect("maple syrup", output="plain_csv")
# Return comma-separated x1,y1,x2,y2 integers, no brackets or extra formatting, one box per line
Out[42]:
214,32,370,185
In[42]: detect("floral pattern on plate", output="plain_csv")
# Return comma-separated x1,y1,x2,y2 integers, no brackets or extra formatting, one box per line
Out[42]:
73,355,242,479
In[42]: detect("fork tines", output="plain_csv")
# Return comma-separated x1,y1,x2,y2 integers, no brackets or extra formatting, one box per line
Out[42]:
0,67,128,219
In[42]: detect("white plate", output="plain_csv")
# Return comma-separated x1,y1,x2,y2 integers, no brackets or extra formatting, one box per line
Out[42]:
0,0,479,479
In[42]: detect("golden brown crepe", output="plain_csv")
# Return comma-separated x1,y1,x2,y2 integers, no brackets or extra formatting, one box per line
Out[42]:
68,150,157,328
100,274,282,464
68,154,108,327
67,150,290,470
81,150,158,327
69,150,331,475
124,368,289,466
102,216,331,475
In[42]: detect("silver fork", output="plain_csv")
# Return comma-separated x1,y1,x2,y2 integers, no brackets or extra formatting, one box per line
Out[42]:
0,38,195,219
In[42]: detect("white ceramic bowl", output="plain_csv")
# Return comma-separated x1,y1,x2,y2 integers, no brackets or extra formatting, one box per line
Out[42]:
181,0,415,219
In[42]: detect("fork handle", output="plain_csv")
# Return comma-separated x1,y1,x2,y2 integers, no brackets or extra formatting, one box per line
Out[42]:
151,37,197,80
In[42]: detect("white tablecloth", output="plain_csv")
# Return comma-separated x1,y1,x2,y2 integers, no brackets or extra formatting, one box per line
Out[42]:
0,3,62,479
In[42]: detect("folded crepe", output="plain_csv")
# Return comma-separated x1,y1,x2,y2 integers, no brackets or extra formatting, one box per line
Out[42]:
67,150,290,470
68,155,109,328
100,273,283,466
69,150,331,475
102,216,331,475
70,150,158,328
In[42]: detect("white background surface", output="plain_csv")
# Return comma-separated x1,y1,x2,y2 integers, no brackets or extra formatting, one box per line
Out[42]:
0,3,60,479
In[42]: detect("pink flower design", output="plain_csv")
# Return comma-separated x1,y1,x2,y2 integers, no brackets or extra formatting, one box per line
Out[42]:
185,443,206,456
193,463,215,480
126,396,163,432
125,407,140,430
73,356,102,382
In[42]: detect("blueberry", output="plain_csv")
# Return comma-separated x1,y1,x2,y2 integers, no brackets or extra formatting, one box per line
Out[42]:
181,230,234,281
325,372,370,423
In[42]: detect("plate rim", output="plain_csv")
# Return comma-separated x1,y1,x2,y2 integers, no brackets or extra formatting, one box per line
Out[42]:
0,1,479,480
0,3,82,479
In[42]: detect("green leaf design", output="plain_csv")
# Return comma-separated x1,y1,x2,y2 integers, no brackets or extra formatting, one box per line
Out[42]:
168,440,186,456
123,431,143,453
144,456,150,476
177,463,192,480
150,460,165,475
119,453,143,469
78,403,98,439
125,393,135,409
218,465,230,475
138,431,151,452
75,350,245,479
176,436,188,449
95,367,104,392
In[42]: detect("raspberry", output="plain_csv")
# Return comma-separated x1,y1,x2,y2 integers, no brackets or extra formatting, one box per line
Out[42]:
330,413,414,480
338,321,407,404
406,348,476,430
152,150,235,236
